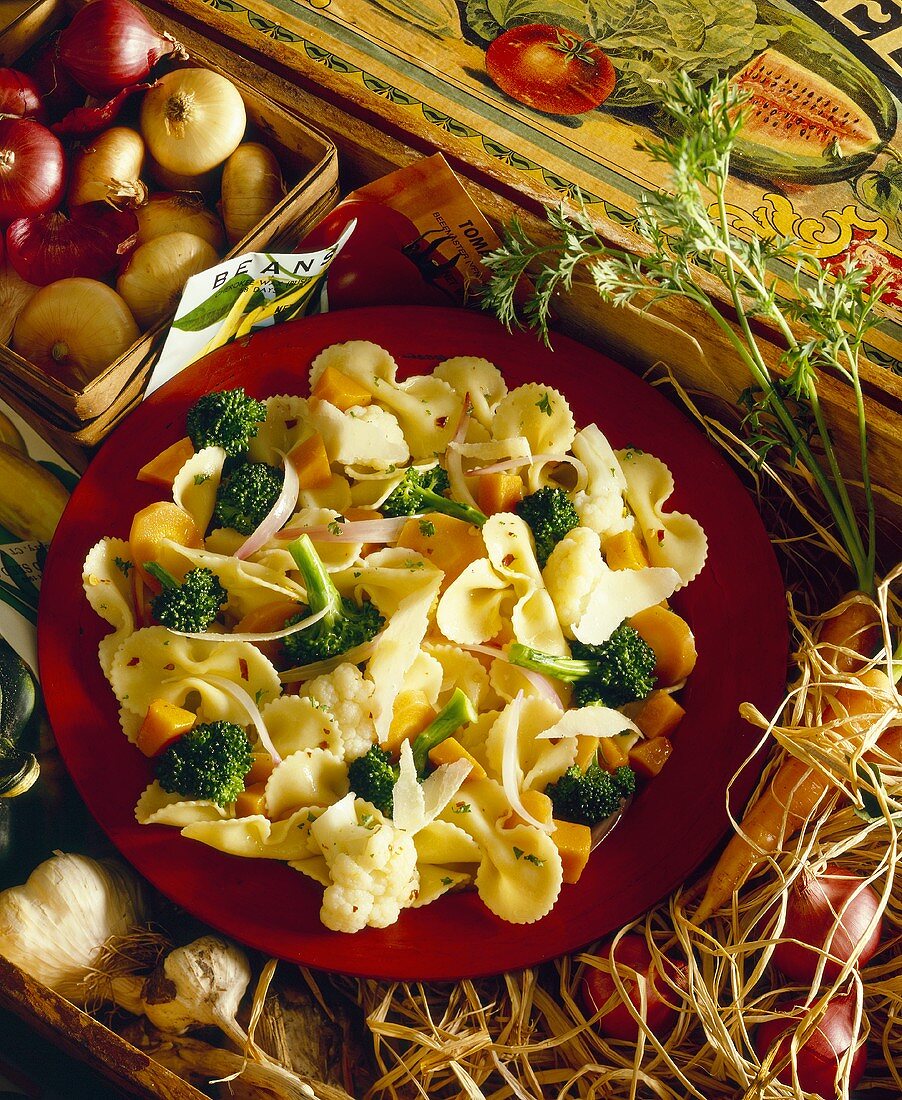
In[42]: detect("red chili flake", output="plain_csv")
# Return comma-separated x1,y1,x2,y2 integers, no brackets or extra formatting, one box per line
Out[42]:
436,415,448,427
656,529,665,543
238,658,249,681
127,656,140,667
163,663,175,671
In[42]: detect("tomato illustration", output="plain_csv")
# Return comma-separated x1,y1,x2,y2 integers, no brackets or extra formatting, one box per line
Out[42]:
299,199,454,309
485,24,616,116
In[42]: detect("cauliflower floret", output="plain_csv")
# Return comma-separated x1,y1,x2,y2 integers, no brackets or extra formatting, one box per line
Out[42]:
299,662,377,762
312,794,419,933
542,527,606,636
571,424,634,539
309,399,409,470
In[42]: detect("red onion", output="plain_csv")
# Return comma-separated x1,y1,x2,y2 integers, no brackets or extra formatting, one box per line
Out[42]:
754,992,866,1097
235,452,300,561
772,865,883,982
0,69,47,123
6,202,138,285
51,82,153,137
58,0,182,97
29,38,84,118
0,118,65,226
278,515,411,544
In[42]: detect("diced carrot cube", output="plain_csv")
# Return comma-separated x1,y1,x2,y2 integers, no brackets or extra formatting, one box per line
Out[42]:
311,365,373,411
476,471,524,516
288,431,332,490
136,700,196,758
575,735,600,771
604,530,649,571
396,513,485,590
634,690,685,740
551,818,593,884
136,436,196,489
233,597,304,663
598,735,630,770
503,787,553,829
246,753,276,785
629,605,697,685
427,737,486,779
129,501,203,587
234,783,268,818
383,690,436,755
629,736,674,778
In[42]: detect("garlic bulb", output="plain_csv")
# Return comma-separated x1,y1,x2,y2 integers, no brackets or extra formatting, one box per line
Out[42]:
0,853,145,1002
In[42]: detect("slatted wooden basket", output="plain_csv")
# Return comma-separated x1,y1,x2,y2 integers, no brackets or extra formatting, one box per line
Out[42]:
0,0,338,456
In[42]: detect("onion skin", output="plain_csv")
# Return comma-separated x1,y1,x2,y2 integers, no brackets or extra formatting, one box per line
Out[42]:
0,118,66,227
754,992,866,1098
52,83,153,138
58,0,180,97
68,126,146,208
12,277,139,385
6,203,138,286
772,865,883,982
0,69,47,123
140,68,246,176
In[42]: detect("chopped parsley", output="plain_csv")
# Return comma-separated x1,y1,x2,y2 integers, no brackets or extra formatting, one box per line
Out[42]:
418,519,436,537
113,556,133,576
536,392,553,416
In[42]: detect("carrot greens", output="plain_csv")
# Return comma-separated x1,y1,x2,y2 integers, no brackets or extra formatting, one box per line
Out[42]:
482,75,886,596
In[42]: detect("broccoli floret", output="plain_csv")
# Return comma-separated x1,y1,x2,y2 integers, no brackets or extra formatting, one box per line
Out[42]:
347,688,477,815
213,461,283,534
145,564,228,633
546,762,637,826
156,720,254,806
282,535,384,665
346,744,397,816
380,465,487,527
514,487,579,567
186,388,267,457
508,622,656,708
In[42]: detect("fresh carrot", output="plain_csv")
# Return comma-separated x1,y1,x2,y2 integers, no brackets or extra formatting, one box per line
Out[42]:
818,598,881,673
695,665,895,923
129,501,203,587
476,471,524,516
629,605,697,686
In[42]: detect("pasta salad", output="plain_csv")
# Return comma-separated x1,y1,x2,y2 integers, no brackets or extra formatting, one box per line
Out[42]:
83,340,708,934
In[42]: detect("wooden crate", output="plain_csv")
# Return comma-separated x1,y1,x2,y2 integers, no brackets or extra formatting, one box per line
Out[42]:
0,0,338,451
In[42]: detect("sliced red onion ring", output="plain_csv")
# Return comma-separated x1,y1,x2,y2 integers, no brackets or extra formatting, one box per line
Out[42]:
469,453,589,495
446,401,482,513
277,516,412,544
458,642,563,709
170,605,328,644
235,450,300,561
205,674,281,764
500,692,555,833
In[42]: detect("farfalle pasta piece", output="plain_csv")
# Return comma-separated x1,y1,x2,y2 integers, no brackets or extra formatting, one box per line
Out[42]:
433,356,507,429
366,568,443,743
483,514,567,654
182,806,322,861
617,450,708,587
309,340,398,392
163,541,305,618
491,383,575,455
135,781,232,827
298,472,353,515
401,650,444,706
260,695,342,758
571,424,633,539
423,643,494,709
83,538,135,679
308,399,408,471
172,446,226,535
438,776,562,924
265,748,348,820
287,507,363,572
484,695,576,794
344,547,444,619
411,867,472,908
379,374,461,460
109,627,281,722
436,558,509,645
247,395,310,464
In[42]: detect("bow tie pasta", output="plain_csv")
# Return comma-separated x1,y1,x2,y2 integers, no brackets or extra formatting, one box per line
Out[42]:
84,339,707,935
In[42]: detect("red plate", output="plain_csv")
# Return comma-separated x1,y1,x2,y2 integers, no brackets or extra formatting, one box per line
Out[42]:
38,306,787,980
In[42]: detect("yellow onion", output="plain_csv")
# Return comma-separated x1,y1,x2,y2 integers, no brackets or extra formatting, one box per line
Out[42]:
146,152,220,198
140,68,245,177
0,262,38,344
13,277,139,385
220,142,286,245
136,192,224,250
68,126,146,208
116,231,218,329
